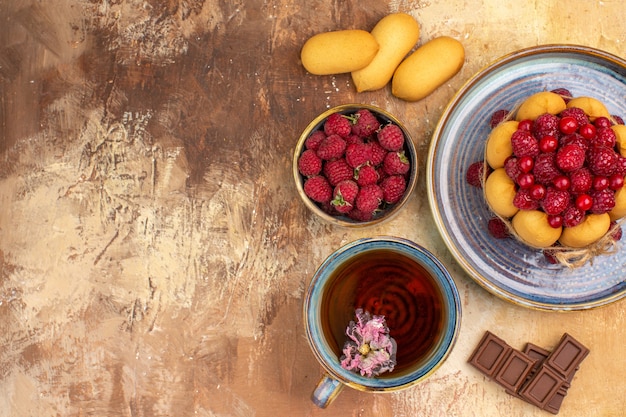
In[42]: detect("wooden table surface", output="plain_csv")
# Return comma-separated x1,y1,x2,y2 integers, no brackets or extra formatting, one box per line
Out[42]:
1,1,625,416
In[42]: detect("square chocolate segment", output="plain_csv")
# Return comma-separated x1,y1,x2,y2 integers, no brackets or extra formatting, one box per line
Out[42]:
494,349,537,393
545,333,589,379
468,331,512,378
519,365,564,408
544,387,567,415
523,342,550,365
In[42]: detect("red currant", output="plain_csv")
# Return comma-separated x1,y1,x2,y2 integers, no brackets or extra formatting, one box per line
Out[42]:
530,184,546,200
593,176,609,190
558,116,578,134
579,123,597,140
539,135,558,153
594,116,612,129
517,173,535,189
575,194,593,211
518,156,534,173
609,173,625,190
553,175,571,191
518,119,533,131
547,214,563,228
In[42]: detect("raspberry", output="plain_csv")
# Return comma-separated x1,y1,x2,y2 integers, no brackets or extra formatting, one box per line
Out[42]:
304,175,332,203
616,156,626,176
377,124,405,151
489,109,510,128
533,152,562,185
316,134,347,160
590,189,616,214
543,249,559,264
466,161,489,188
351,109,381,138
356,184,383,214
560,107,589,128
487,217,510,238
348,208,373,222
551,88,572,102
383,151,410,175
610,222,623,241
588,146,619,176
354,164,379,186
370,141,387,166
298,149,322,176
513,188,540,210
592,127,617,148
569,168,592,193
305,130,326,151
511,130,539,158
560,133,588,152
345,142,372,168
331,180,359,213
612,115,625,125
324,113,352,138
556,143,585,172
381,175,407,204
323,158,353,186
541,187,569,215
376,166,387,182
345,134,364,146
532,113,559,139
504,157,522,182
562,205,585,227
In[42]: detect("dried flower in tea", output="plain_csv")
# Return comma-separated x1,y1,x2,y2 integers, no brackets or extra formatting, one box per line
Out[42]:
339,308,397,377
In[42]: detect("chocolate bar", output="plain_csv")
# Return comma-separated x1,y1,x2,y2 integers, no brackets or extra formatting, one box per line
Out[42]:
468,331,589,415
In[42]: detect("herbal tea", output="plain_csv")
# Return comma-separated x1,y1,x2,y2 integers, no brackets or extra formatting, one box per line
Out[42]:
321,249,445,375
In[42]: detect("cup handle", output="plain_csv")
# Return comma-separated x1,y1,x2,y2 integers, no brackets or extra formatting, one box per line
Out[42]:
311,373,344,408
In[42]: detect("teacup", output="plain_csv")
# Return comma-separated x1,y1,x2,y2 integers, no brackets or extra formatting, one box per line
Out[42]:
303,236,461,408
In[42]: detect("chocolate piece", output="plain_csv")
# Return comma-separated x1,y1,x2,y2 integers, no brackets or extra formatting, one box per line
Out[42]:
545,333,589,380
494,349,537,393
519,365,564,408
523,342,550,367
544,388,567,415
468,331,512,378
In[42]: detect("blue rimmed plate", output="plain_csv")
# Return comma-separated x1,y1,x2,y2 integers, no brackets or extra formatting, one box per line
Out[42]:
427,44,626,311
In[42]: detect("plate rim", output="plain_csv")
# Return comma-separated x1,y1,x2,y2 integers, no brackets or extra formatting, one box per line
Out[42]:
427,43,626,311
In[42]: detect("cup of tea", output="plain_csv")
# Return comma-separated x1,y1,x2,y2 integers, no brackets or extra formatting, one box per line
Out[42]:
303,236,462,408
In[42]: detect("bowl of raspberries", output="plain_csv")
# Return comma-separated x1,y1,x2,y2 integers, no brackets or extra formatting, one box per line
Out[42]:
293,104,418,227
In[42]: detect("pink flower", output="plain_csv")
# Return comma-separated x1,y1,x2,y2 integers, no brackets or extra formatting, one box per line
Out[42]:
339,309,397,377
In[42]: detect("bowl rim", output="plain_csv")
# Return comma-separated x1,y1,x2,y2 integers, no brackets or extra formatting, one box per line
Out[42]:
293,104,418,228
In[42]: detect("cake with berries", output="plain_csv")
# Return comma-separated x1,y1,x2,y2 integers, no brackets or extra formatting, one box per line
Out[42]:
294,105,417,226
468,89,626,266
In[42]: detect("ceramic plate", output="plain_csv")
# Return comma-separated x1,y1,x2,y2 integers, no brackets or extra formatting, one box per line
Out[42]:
427,44,626,311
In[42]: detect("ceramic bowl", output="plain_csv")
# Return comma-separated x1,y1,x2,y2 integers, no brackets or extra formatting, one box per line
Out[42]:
293,104,418,227
427,44,626,310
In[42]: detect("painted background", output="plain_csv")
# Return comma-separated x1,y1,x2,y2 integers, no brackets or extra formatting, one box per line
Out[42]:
1,1,624,416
